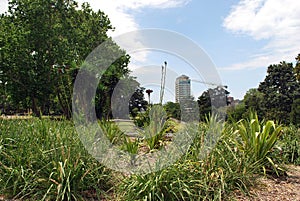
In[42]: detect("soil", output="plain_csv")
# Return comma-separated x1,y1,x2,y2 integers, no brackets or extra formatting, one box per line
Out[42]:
235,165,300,201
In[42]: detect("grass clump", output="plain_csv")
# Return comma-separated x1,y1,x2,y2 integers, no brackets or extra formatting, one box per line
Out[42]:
119,119,246,200
274,125,300,165
119,113,284,200
0,118,113,200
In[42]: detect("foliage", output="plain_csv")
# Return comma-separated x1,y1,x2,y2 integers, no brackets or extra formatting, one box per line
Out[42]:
258,61,299,123
275,125,300,165
99,120,125,145
243,88,264,119
1,0,108,116
164,101,181,120
121,137,139,155
290,97,300,126
0,113,291,200
226,102,246,123
0,0,138,118
142,105,167,150
133,107,150,128
0,118,113,200
162,118,181,134
234,112,283,175
119,121,255,201
295,53,300,82
198,86,229,121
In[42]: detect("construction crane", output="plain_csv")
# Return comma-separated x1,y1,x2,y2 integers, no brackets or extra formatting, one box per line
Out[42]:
191,79,227,88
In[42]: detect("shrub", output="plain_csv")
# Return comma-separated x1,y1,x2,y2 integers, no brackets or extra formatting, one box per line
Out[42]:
234,112,283,175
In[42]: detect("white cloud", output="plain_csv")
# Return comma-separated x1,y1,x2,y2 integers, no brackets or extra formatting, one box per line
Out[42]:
77,0,191,36
75,0,191,64
0,0,8,14
0,0,190,64
0,0,190,35
223,0,300,70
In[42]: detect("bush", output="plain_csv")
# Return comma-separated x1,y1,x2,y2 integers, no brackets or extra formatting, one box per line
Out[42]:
233,112,283,175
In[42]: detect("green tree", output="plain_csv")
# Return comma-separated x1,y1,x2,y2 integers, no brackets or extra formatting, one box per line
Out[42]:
0,0,131,118
258,61,299,123
226,102,246,122
129,87,148,118
295,53,300,82
290,97,300,126
197,86,229,121
243,88,264,119
95,55,131,119
110,76,148,119
164,101,181,120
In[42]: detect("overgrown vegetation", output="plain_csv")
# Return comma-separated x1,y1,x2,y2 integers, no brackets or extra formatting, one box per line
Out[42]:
1,112,299,200
0,118,113,200
119,113,285,200
1,0,300,200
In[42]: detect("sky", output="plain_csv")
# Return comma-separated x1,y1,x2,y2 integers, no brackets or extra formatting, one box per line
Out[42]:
1,0,300,102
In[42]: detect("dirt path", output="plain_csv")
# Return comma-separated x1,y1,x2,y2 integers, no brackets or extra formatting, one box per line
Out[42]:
235,165,300,201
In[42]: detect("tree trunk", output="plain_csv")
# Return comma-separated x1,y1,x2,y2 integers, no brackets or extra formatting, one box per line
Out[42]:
31,96,41,117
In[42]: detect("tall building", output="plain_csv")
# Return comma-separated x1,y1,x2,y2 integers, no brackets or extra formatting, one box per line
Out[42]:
175,75,191,103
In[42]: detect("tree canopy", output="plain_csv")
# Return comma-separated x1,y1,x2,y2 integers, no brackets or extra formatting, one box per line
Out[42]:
258,61,299,123
197,86,229,121
295,54,300,82
0,0,146,118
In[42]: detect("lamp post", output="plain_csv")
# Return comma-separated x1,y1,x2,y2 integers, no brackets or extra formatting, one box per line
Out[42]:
145,89,153,104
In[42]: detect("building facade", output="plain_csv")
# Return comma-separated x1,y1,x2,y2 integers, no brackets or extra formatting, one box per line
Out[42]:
175,75,191,103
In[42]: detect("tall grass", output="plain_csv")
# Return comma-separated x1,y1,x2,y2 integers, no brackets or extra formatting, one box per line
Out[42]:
99,119,125,145
0,118,113,200
119,116,256,201
274,125,300,165
0,112,287,200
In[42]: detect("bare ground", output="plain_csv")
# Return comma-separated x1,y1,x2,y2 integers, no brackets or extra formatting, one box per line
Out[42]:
235,165,300,201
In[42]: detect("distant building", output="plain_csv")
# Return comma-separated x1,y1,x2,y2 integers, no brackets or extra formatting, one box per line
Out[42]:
227,96,234,105
227,96,241,106
175,75,191,103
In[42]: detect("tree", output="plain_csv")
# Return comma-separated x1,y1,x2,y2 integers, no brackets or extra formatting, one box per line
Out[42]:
197,90,211,120
226,102,246,122
243,88,264,119
164,102,181,120
295,54,300,82
290,97,300,126
95,54,131,119
197,86,229,121
258,61,299,123
103,75,148,119
129,87,148,118
0,0,131,118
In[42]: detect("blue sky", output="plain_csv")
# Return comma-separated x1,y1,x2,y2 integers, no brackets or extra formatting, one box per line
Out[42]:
1,0,300,102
